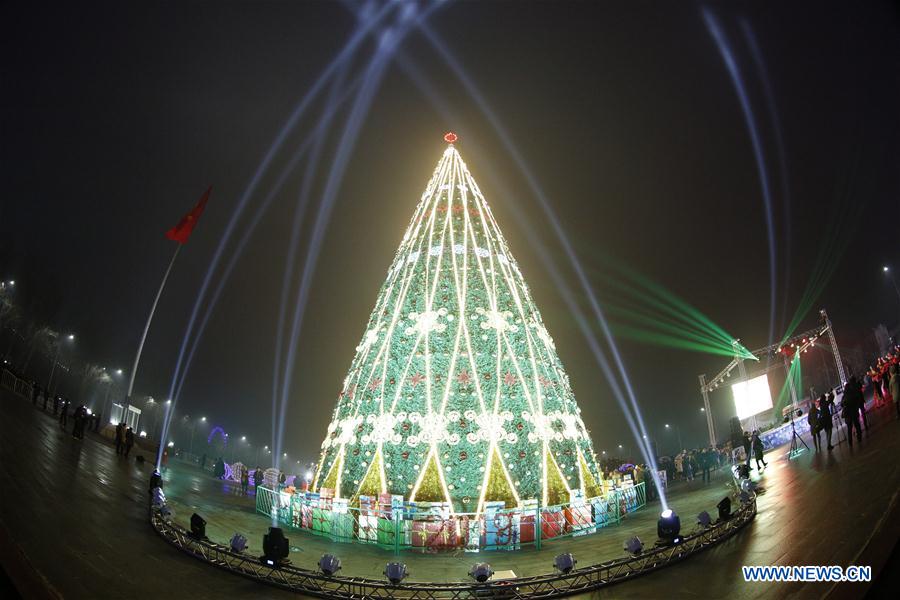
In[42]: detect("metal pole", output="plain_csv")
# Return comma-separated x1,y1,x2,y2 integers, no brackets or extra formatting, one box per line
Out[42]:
125,244,181,414
47,343,62,392
699,374,716,446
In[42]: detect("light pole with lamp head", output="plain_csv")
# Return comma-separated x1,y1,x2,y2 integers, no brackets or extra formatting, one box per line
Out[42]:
47,333,75,394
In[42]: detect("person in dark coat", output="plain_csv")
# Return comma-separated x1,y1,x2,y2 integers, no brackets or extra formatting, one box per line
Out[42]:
254,467,264,491
240,467,250,495
42,387,49,411
115,422,125,454
31,381,39,406
841,375,864,446
52,394,60,415
751,431,767,470
742,432,752,469
821,391,835,450
808,398,821,451
124,427,135,457
58,399,69,428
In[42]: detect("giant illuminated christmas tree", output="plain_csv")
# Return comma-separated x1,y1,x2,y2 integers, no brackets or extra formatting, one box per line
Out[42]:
313,133,603,513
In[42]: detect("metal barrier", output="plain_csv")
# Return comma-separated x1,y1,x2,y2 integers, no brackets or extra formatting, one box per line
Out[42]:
151,494,756,599
0,367,32,398
256,483,647,553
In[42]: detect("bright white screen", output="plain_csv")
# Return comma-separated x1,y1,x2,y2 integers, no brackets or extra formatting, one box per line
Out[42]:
732,374,773,420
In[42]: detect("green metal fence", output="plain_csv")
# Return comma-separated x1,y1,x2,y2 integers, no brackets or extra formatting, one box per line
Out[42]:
255,482,647,554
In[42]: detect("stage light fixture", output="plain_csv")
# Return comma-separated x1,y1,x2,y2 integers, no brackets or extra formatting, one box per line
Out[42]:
151,486,166,508
230,533,248,553
469,562,494,583
190,513,207,540
697,511,712,528
553,552,577,574
624,536,644,555
261,527,290,567
318,554,342,576
657,509,682,545
384,562,409,585
149,469,163,491
717,496,732,521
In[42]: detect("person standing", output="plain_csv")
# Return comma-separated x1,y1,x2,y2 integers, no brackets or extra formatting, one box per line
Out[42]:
751,431,767,470
742,432,753,469
52,394,60,415
701,448,712,483
31,381,39,406
808,398,821,451
58,399,69,429
822,391,835,450
254,466,264,491
71,405,83,439
124,427,135,457
841,375,864,447
240,466,249,495
41,387,49,411
890,365,900,420
115,422,125,455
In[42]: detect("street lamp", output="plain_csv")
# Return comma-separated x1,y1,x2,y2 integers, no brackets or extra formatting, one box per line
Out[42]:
883,265,900,306
47,332,75,393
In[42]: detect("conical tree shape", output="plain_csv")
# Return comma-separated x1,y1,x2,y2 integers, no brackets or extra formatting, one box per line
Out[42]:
578,449,603,499
353,447,386,504
317,447,344,495
314,136,603,512
544,448,571,506
480,445,519,510
410,449,451,504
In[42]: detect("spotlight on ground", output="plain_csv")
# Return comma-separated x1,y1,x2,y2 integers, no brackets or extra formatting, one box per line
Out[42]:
469,562,494,583
553,552,577,574
230,533,248,553
149,469,163,491
624,536,644,556
384,562,409,585
150,487,166,507
657,509,682,545
190,513,207,540
318,554,342,577
717,496,732,521
261,527,290,567
697,511,711,528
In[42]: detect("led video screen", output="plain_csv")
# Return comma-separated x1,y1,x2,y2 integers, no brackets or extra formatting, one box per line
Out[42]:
732,374,773,420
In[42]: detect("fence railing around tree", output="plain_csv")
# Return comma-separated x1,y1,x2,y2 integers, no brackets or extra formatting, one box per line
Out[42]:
256,482,646,553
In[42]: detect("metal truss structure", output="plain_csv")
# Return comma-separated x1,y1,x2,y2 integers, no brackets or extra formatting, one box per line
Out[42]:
149,496,756,599
699,309,846,445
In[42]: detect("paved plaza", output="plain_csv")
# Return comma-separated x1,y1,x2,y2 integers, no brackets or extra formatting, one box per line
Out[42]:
1,387,898,599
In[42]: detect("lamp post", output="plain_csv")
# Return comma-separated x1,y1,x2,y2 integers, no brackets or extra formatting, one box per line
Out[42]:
664,423,683,453
884,267,900,325
47,333,75,393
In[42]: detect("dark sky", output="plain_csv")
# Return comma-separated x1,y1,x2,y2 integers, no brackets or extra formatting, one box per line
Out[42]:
2,1,899,465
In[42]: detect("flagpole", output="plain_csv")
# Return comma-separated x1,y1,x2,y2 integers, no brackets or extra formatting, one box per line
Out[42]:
123,243,181,423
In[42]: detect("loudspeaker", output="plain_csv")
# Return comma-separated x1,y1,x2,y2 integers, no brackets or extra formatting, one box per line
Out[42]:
729,416,743,447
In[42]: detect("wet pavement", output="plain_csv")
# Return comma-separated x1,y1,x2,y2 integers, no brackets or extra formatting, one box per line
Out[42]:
2,386,898,599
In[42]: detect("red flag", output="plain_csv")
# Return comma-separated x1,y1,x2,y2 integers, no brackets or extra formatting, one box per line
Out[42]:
165,186,211,244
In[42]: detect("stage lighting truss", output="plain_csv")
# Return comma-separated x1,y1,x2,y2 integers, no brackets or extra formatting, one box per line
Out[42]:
149,496,757,599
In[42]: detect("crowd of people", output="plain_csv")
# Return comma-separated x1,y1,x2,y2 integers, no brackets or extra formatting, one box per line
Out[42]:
866,346,899,419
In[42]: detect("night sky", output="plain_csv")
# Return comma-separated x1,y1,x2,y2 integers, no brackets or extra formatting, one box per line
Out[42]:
2,1,899,466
